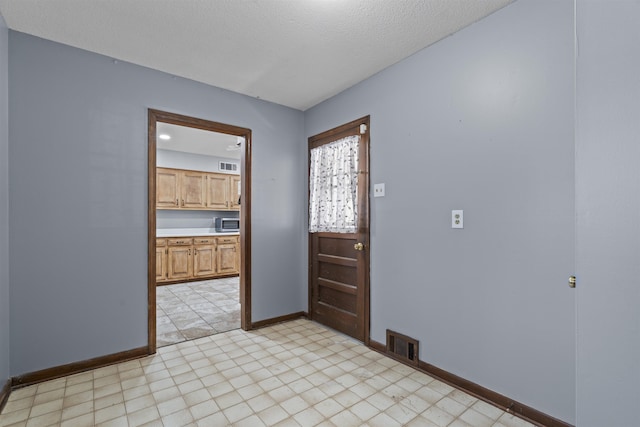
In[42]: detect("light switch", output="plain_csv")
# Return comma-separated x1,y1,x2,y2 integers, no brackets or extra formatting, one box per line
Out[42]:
374,183,385,198
452,210,463,229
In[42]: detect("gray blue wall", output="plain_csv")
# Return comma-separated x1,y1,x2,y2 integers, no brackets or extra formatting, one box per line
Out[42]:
0,14,10,386
575,1,640,425
8,31,306,375
305,0,575,423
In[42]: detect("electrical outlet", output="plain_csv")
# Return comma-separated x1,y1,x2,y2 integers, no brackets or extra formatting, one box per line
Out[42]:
452,210,463,229
374,183,385,198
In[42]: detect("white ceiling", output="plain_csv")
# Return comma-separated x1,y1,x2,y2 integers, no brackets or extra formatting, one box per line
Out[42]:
0,0,513,111
157,122,242,159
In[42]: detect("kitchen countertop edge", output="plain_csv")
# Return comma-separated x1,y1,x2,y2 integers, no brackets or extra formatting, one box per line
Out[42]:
156,228,239,238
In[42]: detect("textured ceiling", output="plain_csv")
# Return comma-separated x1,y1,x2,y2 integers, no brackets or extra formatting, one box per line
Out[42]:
0,0,513,111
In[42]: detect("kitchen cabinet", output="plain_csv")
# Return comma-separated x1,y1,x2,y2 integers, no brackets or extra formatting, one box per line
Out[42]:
155,234,239,284
193,237,216,277
216,235,239,275
167,238,192,280
156,167,239,211
230,175,241,210
156,239,167,282
206,174,230,210
180,170,206,209
156,169,180,208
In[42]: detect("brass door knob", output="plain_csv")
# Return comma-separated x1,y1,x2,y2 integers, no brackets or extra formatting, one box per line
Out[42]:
354,242,364,251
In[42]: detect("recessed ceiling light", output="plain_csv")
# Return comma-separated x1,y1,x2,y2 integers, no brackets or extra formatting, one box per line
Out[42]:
159,134,171,140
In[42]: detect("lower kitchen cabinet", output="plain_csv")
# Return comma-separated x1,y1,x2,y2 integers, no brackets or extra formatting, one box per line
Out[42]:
155,239,167,282
167,238,192,280
193,238,216,277
217,242,238,275
156,235,239,284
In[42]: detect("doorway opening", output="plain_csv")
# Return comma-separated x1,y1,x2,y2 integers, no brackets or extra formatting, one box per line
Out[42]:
148,109,252,353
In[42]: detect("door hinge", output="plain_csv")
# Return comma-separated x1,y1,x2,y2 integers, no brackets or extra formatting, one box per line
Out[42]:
359,124,367,134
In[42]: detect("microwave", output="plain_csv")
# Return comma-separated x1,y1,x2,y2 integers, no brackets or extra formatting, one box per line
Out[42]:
214,217,240,232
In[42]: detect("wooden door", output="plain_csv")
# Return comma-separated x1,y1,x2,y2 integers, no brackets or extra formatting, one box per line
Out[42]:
309,117,370,342
207,173,230,210
229,175,241,210
193,244,216,277
167,246,192,280
181,171,206,208
156,168,180,208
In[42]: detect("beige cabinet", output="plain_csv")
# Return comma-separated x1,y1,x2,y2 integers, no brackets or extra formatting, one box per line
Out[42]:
180,171,206,209
156,167,240,211
193,237,216,277
156,235,239,284
167,238,192,280
216,235,239,275
229,175,241,210
206,174,230,210
156,239,167,282
156,169,180,208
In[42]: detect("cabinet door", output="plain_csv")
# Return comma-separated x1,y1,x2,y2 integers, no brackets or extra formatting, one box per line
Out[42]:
157,168,180,208
156,247,167,282
181,171,206,208
167,246,192,280
229,175,241,210
217,243,238,275
206,174,230,209
193,244,216,277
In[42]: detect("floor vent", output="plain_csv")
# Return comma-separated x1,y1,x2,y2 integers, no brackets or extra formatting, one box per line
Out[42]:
386,329,419,366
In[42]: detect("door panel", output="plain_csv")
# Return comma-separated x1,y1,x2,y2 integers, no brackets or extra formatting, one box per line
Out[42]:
207,174,229,209
181,171,206,208
309,117,370,342
156,168,179,208
167,246,191,280
193,245,215,277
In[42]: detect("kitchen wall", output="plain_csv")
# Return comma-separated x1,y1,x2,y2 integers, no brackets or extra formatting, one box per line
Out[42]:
156,149,240,230
575,1,640,425
8,31,306,375
156,149,239,174
305,0,575,423
0,14,10,387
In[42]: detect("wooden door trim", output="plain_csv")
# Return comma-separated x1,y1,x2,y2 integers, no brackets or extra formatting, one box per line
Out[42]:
307,116,371,345
148,109,252,354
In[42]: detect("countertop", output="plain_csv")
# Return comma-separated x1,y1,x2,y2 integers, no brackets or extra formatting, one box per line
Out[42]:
156,228,239,237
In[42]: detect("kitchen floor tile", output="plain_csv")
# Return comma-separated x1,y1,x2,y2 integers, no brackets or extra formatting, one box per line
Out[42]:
156,277,240,347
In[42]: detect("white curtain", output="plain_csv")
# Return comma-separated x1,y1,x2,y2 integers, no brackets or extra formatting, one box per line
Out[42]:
309,135,359,233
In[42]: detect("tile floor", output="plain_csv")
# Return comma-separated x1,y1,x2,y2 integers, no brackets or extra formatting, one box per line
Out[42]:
157,278,240,347
0,319,536,427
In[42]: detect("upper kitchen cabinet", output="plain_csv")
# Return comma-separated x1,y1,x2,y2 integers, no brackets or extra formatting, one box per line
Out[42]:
156,168,180,208
156,167,239,211
181,170,206,209
230,175,241,210
206,173,230,210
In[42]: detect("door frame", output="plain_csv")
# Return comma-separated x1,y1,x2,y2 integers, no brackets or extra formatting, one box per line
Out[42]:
307,116,371,345
147,109,252,354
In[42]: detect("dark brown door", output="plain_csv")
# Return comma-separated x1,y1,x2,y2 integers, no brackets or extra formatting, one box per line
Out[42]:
308,117,370,342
